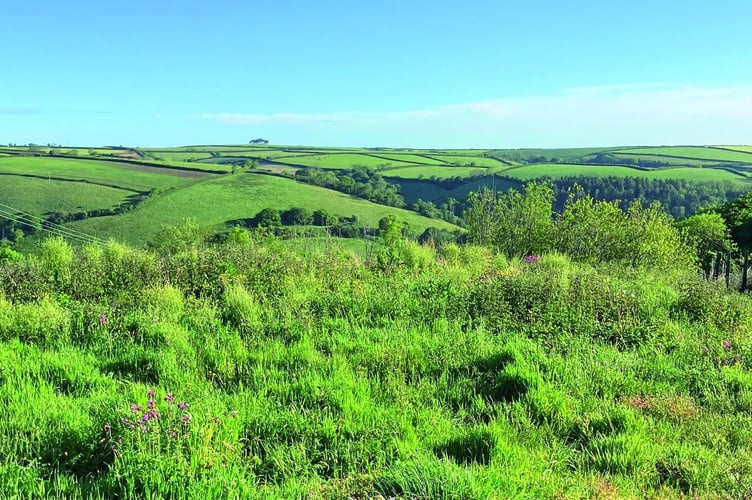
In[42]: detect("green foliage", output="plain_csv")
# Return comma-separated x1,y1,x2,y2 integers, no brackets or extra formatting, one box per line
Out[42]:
466,183,692,271
147,218,211,254
0,231,751,498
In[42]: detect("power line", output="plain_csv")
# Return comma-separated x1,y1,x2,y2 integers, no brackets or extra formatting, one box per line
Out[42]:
0,203,105,245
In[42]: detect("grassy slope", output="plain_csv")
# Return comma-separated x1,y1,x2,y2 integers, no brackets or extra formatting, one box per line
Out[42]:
424,155,507,168
611,153,724,166
65,173,458,244
0,157,202,191
714,145,752,153
278,153,416,169
383,166,490,179
616,147,752,163
0,176,138,214
502,163,751,183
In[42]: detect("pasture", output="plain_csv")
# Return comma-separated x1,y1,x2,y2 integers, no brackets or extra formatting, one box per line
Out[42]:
502,163,751,183
383,165,490,180
64,172,458,245
0,157,202,191
616,147,752,163
424,155,507,168
0,176,138,215
277,153,417,170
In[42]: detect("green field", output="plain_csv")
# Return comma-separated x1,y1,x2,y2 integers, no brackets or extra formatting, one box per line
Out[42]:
424,155,507,168
383,165,490,179
368,153,447,165
146,151,214,161
491,147,621,161
714,145,752,154
278,153,416,169
616,147,752,163
502,163,751,183
64,173,458,244
0,157,206,191
610,153,724,166
0,176,138,215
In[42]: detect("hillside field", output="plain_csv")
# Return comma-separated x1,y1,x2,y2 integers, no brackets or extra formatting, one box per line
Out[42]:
64,172,458,245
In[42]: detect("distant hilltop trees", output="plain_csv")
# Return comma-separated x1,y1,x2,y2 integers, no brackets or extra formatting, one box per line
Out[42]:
249,138,269,145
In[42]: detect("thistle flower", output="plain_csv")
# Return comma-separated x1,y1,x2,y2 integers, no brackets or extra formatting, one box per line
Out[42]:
147,388,156,398
178,402,189,410
165,393,174,403
99,313,107,326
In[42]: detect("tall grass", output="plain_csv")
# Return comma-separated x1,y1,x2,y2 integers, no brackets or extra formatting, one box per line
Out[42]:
0,236,750,498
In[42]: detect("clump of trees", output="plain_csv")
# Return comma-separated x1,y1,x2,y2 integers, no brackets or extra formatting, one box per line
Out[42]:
465,183,690,271
295,166,405,208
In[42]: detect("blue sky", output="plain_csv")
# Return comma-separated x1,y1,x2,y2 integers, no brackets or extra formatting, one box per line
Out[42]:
2,0,751,148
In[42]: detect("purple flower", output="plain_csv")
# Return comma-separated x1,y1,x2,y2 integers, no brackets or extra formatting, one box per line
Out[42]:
99,313,107,326
121,418,130,426
523,255,540,264
130,404,142,412
178,402,189,410
147,388,156,398
182,414,192,424
147,399,155,410
723,338,731,352
165,393,174,403
103,423,111,431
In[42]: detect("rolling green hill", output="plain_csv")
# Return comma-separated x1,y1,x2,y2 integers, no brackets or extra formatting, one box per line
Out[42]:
3,143,752,248
64,172,458,245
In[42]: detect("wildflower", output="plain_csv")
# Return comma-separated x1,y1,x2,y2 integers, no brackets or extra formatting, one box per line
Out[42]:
99,313,107,326
723,338,731,351
178,402,189,410
165,393,174,403
121,418,130,426
147,388,156,398
130,404,142,412
103,423,111,431
147,399,155,410
182,414,192,424
523,255,540,264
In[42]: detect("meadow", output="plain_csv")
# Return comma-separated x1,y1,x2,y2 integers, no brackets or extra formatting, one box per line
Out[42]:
64,173,457,245
275,153,418,170
0,176,138,216
424,155,507,168
615,147,752,163
0,157,206,192
0,230,751,498
383,166,490,180
502,163,751,184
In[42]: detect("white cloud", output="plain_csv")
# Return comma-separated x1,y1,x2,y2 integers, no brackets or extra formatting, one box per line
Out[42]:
204,84,752,147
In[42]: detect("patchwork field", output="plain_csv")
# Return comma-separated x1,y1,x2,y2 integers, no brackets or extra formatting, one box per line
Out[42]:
502,163,751,183
616,147,752,163
0,157,203,191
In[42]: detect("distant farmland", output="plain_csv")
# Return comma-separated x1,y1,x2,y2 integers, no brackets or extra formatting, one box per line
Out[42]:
1,143,752,247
